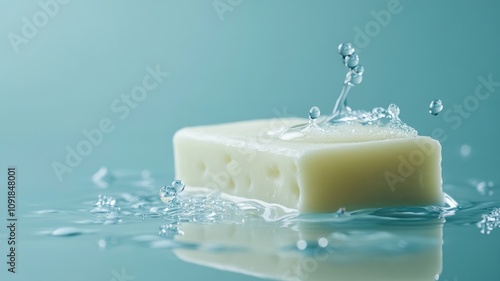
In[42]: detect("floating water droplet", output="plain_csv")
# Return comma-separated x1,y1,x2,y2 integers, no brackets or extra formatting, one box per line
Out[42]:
308,106,320,120
171,180,185,192
460,144,471,157
429,100,443,115
387,104,400,119
344,53,360,68
338,42,355,57
318,237,329,248
159,186,177,204
98,239,107,248
296,239,307,250
353,65,364,75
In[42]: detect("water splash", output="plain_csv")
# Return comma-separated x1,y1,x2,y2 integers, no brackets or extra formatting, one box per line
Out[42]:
280,43,417,141
159,180,185,204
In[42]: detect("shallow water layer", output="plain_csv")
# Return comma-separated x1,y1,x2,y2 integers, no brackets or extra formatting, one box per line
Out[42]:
12,170,500,281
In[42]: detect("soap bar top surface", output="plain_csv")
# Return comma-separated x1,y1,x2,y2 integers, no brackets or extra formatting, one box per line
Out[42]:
174,118,443,212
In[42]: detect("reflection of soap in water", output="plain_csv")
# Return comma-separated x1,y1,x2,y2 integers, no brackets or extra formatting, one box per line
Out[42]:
174,218,443,281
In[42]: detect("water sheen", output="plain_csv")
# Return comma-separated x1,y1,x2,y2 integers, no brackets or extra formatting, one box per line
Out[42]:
28,172,500,281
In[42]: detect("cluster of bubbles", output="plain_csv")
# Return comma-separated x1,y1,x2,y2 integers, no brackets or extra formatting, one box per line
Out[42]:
85,178,298,229
85,182,249,229
157,188,246,238
477,208,500,234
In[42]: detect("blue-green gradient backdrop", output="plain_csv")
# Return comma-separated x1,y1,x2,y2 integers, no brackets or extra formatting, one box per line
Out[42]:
2,0,500,200
0,0,499,280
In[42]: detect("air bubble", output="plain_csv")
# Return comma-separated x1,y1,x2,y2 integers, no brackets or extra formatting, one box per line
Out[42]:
429,100,443,115
338,43,355,57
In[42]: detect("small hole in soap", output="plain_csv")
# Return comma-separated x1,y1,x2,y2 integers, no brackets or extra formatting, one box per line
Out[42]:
245,177,253,192
198,162,206,173
228,179,235,189
291,182,300,199
267,165,280,181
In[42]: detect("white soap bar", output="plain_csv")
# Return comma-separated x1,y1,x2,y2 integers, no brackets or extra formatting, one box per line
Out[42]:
173,118,444,212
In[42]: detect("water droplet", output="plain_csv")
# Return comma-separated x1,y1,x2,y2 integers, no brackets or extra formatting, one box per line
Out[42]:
387,104,400,119
318,237,329,248
171,180,185,192
308,106,320,120
159,186,177,204
352,65,364,75
338,42,355,57
460,144,471,157
344,53,360,68
345,70,362,85
159,224,182,238
429,100,443,115
296,240,307,250
98,239,107,248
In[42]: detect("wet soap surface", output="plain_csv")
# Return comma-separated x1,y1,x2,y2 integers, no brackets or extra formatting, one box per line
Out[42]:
174,118,443,212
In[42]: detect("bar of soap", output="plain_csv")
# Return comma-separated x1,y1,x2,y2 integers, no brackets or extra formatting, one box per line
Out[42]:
173,118,444,212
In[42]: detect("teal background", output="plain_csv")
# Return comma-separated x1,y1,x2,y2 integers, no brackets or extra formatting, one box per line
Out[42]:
1,0,499,280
